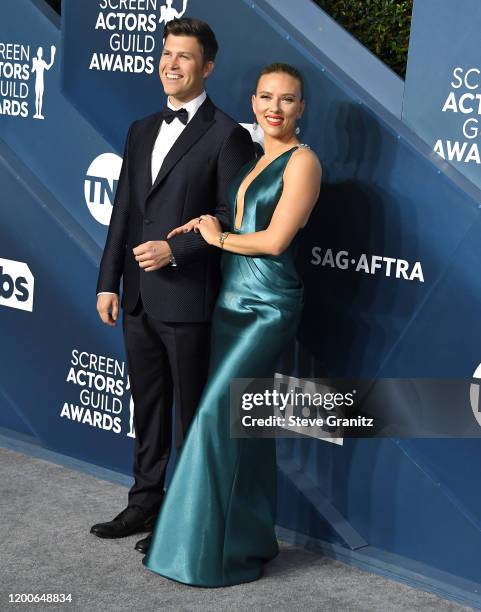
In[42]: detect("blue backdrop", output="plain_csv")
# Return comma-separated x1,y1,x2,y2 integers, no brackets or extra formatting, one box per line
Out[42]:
1,0,481,604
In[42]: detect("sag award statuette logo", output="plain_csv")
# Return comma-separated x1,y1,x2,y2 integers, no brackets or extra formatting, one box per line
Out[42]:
159,0,187,24
32,45,56,119
0,42,56,119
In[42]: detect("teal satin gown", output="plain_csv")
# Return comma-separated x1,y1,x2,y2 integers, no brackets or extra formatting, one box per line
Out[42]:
142,145,305,587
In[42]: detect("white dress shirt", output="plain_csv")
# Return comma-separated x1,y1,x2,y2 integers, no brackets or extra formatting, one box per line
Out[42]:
151,89,206,183
98,90,207,297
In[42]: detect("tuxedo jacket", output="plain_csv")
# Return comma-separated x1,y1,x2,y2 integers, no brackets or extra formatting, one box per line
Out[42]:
96,96,255,321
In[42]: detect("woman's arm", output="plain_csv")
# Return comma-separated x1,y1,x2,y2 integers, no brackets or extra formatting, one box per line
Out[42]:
198,148,322,256
164,126,254,265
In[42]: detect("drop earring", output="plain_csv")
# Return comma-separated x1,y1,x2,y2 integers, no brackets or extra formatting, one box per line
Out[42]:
295,126,301,135
252,120,258,131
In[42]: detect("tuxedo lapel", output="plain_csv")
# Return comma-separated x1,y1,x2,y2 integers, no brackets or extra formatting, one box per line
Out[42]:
146,96,216,201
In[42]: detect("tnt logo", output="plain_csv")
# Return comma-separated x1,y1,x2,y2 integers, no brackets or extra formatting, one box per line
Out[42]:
273,373,343,445
240,122,264,149
469,363,481,427
84,153,123,226
0,258,34,312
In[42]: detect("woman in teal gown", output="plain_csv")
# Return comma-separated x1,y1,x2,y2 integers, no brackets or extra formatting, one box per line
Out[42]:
142,63,322,587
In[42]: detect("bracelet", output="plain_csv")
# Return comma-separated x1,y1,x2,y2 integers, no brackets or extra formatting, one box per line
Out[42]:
219,231,230,249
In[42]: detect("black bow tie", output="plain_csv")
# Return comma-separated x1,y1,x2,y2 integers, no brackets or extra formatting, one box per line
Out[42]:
161,106,188,125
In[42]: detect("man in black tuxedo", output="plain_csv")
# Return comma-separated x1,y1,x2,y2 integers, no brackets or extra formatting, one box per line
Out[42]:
90,17,254,554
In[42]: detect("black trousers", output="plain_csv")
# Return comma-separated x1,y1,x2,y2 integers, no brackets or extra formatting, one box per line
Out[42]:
122,293,211,513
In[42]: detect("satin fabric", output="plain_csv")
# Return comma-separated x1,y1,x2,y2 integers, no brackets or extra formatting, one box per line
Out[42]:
142,146,304,587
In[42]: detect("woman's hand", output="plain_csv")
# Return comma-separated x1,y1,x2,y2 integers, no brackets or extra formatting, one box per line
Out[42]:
196,214,222,245
167,217,201,239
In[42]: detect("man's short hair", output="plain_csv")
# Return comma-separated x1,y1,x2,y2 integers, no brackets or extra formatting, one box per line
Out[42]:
163,18,219,63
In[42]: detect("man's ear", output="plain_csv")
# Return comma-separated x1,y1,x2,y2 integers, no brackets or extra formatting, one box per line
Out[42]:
203,61,214,79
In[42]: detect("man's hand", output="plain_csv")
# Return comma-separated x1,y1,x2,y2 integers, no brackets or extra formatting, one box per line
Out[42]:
97,293,119,327
133,240,171,271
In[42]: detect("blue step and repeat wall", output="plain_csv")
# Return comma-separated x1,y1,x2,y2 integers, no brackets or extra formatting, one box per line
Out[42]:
2,0,481,597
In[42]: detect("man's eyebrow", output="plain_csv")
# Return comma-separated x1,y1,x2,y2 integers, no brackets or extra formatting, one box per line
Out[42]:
163,49,193,56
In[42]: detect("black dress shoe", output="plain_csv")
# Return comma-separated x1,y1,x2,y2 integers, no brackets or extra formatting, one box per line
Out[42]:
135,533,152,554
90,506,157,539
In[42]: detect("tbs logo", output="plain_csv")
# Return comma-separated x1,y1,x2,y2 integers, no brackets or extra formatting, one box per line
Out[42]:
0,258,34,312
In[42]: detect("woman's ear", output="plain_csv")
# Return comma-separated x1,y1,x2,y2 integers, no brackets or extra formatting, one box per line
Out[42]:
297,99,305,120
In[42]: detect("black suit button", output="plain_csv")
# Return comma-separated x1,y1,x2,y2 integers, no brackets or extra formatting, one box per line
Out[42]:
144,218,152,225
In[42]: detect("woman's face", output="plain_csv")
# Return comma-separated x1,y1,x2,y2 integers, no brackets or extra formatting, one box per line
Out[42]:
252,72,304,142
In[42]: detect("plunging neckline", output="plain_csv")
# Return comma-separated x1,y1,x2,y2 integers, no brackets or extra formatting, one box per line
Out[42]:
233,145,299,231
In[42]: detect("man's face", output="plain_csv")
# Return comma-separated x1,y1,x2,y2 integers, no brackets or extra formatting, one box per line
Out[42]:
159,34,213,105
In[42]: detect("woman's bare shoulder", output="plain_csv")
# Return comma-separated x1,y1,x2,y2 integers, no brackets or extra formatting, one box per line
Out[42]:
287,144,322,176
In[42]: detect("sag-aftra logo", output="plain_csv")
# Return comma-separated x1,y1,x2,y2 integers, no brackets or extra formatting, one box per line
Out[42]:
0,258,34,312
